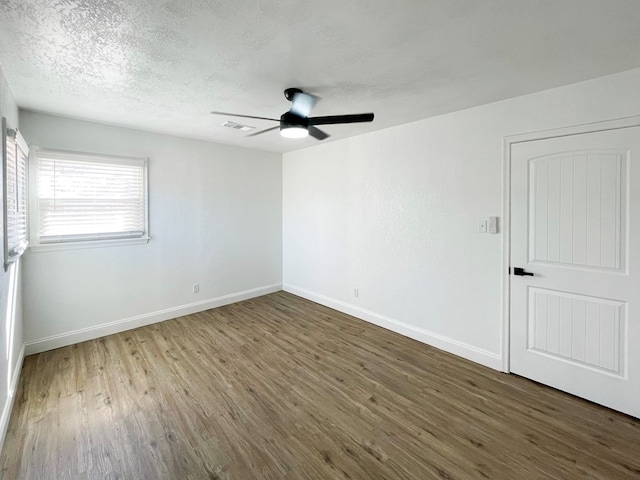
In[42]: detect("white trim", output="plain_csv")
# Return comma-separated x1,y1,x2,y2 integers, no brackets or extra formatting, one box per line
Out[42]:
501,114,640,374
501,134,512,372
9,343,24,399
505,114,640,145
0,342,25,452
25,284,282,355
284,284,502,371
29,236,150,252
30,146,147,166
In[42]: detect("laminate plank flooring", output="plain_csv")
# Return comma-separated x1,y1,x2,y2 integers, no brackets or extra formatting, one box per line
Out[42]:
2,291,639,479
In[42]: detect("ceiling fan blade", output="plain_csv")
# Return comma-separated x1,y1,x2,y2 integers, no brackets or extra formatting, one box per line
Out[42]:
210,111,279,122
289,92,318,118
308,126,330,140
308,113,374,126
246,126,280,137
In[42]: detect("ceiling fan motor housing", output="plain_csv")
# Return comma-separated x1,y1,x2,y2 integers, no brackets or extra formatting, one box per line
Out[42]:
280,111,308,129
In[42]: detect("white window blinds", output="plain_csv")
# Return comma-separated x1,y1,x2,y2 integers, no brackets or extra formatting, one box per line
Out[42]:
3,118,29,265
32,149,148,245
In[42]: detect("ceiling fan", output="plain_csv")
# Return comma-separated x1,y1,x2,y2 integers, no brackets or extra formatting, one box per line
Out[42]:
211,88,374,140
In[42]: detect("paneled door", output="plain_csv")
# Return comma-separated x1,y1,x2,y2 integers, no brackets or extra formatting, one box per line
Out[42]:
510,126,640,418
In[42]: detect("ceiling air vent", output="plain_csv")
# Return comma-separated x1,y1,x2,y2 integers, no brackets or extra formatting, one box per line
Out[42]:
221,121,255,132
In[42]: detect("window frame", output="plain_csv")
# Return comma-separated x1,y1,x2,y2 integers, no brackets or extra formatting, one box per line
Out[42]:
2,117,29,268
29,147,150,252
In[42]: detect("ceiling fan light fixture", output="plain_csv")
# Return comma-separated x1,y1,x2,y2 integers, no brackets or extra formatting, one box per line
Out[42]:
280,125,308,138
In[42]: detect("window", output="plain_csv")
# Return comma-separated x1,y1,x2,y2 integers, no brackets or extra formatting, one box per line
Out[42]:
2,118,29,267
30,148,149,250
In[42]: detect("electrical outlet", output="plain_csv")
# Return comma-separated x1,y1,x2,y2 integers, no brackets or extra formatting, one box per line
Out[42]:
193,283,200,294
353,288,359,298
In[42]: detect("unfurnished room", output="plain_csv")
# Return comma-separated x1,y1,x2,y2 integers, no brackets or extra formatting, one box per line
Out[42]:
0,1,639,479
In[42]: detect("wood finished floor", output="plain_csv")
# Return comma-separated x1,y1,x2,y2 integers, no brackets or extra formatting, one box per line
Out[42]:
2,292,640,479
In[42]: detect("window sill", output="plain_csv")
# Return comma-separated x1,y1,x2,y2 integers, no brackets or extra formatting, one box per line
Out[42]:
29,236,150,253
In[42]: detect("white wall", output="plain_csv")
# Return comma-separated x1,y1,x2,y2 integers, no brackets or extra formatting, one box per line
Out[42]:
283,68,640,369
20,112,282,353
0,64,24,450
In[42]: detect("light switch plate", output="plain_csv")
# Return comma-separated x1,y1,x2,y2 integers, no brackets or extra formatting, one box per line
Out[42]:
488,216,498,234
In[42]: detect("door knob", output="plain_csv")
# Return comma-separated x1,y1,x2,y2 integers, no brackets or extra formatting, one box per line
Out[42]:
513,267,534,276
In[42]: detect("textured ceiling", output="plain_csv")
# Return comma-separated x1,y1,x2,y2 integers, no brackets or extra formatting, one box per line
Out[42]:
1,0,640,153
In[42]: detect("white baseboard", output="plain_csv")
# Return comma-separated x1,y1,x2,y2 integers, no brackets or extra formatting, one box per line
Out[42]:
284,284,502,371
0,342,25,452
24,281,502,368
25,284,282,356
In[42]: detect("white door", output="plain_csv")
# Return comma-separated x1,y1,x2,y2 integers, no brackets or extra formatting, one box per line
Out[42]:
510,126,640,418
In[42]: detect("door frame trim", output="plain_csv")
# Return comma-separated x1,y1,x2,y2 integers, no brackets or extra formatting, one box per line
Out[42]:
501,115,640,373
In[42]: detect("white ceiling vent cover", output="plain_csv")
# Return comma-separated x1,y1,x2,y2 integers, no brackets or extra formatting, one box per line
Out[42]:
221,121,255,131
